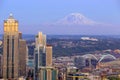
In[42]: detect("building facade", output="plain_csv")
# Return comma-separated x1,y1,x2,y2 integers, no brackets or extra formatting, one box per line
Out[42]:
19,39,27,77
38,67,58,80
34,32,46,80
0,54,3,78
3,14,19,79
3,14,27,79
34,32,57,80
46,45,52,67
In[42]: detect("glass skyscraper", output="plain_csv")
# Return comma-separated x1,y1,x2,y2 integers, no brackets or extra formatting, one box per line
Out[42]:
34,32,57,80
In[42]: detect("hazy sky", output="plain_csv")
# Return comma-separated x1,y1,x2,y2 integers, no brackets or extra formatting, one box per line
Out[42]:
0,0,120,35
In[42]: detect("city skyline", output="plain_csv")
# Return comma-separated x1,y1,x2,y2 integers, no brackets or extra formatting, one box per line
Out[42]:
1,14,120,80
0,0,120,35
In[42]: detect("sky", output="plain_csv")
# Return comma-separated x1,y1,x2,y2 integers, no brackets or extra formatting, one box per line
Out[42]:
0,0,120,35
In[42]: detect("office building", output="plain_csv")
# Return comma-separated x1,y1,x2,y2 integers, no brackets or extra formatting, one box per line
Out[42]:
34,32,46,80
19,39,27,77
46,45,52,67
34,32,57,80
3,14,27,79
3,14,19,79
0,54,3,78
38,67,58,80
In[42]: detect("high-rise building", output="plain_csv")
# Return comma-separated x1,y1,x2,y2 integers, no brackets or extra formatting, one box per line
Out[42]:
3,14,27,79
19,39,27,77
34,32,46,80
34,32,46,68
0,54,3,78
3,14,19,79
46,45,52,67
38,67,58,80
34,32,57,80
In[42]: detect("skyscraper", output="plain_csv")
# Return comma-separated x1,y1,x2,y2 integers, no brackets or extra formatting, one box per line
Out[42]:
34,32,57,80
3,14,27,79
34,32,46,80
3,14,19,79
0,54,3,78
46,45,52,67
19,39,27,77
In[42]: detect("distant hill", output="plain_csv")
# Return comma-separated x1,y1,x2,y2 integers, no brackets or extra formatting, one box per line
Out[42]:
1,34,120,40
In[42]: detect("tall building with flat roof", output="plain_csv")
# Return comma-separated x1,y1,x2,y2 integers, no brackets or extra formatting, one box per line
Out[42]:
19,39,27,77
46,45,52,67
0,54,3,78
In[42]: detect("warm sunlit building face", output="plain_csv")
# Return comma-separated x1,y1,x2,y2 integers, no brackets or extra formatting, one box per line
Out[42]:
3,14,26,80
3,14,19,79
4,14,18,33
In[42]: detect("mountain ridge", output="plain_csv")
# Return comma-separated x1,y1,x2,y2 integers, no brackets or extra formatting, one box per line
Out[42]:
55,13,97,25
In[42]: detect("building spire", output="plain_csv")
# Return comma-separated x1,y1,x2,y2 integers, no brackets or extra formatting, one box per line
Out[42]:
10,13,13,17
8,13,14,19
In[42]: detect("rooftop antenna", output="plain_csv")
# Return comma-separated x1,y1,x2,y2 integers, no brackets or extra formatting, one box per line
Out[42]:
10,13,13,17
8,13,14,19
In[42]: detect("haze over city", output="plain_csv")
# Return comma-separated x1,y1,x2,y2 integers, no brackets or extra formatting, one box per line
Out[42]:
0,0,120,35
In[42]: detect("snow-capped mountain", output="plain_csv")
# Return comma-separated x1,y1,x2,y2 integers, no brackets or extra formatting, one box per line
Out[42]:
56,13,96,25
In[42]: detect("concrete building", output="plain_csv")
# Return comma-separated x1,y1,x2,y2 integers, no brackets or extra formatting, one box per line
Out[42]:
3,14,27,79
0,54,3,78
19,39,27,77
38,67,58,80
46,45,52,67
3,14,19,79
